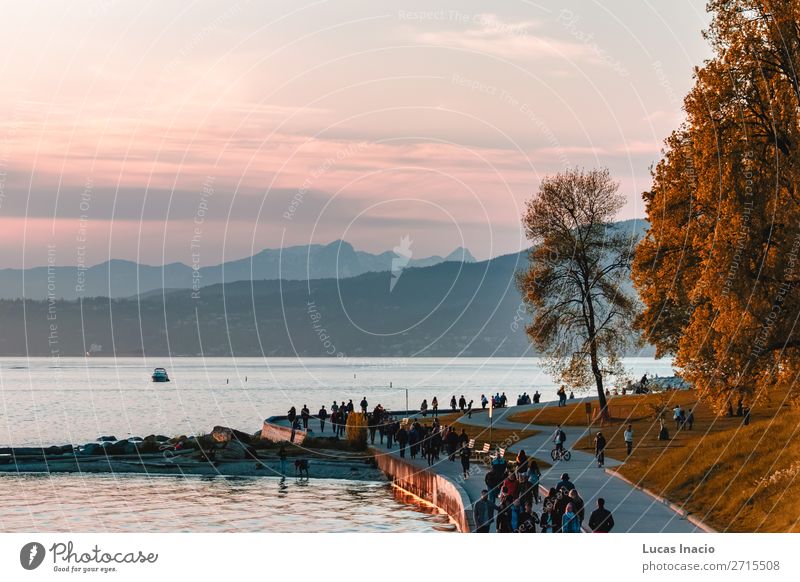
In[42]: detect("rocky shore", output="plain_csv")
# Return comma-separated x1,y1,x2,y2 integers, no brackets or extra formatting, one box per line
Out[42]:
0,426,385,481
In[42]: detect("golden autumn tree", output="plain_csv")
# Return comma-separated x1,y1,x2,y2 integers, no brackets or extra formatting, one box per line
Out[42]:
517,168,641,417
633,0,800,409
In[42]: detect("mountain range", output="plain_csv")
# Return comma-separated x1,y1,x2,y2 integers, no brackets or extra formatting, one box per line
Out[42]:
0,241,475,300
0,219,650,357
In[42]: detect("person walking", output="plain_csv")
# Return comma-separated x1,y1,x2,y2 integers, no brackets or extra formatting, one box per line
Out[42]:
473,490,495,533
561,502,581,533
318,405,328,433
687,408,695,430
594,431,607,468
588,498,615,532
467,400,473,418
460,442,471,479
623,423,634,456
458,395,466,412
396,425,408,458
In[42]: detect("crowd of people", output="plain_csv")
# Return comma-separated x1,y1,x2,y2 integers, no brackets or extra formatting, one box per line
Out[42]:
474,452,615,533
284,393,619,534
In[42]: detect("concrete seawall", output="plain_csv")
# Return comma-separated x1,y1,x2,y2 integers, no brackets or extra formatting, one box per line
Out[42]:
371,448,472,533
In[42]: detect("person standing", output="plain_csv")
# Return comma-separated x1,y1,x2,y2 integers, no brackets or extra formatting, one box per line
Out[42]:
318,405,328,433
561,502,581,533
623,423,634,456
450,395,457,412
278,445,287,477
569,489,585,528
467,400,473,418
301,404,310,430
360,397,368,413
594,431,607,468
473,490,495,533
431,397,439,417
458,395,466,412
481,394,488,409
420,399,428,417
396,425,408,458
588,498,615,532
687,408,695,430
527,459,542,503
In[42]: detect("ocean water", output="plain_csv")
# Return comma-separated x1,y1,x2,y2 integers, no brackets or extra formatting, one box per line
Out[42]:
0,356,673,533
0,473,449,532
0,357,674,446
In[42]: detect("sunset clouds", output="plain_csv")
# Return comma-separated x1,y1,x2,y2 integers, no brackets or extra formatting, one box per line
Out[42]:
0,0,710,268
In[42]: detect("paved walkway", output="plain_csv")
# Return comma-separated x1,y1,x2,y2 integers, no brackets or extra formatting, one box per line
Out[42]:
272,401,705,533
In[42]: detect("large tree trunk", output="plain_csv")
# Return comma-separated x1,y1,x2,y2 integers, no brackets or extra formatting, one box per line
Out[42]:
585,288,609,421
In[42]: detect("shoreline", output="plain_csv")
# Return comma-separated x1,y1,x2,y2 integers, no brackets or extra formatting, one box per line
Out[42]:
0,453,386,482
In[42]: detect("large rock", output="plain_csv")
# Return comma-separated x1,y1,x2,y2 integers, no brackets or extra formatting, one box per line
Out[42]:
218,440,249,460
211,426,233,443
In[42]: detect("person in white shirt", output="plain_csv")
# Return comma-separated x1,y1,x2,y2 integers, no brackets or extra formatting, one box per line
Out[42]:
623,423,634,456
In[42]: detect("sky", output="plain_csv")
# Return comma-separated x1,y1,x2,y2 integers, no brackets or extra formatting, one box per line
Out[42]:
0,0,712,269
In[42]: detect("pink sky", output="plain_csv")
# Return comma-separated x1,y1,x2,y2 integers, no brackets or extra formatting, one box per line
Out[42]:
0,1,711,268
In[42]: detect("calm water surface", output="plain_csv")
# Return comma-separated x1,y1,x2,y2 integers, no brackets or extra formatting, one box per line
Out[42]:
0,473,449,532
0,357,673,446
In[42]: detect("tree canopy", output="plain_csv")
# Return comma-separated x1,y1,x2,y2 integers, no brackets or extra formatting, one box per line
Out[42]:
518,168,640,413
633,0,800,409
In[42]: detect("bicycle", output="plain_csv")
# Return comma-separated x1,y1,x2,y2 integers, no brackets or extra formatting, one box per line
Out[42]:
550,447,571,461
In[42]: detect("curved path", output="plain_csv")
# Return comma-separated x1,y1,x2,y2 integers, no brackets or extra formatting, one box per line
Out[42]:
370,400,705,533
455,402,704,532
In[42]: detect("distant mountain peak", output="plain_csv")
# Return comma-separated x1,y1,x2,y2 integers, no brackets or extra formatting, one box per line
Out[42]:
445,247,476,262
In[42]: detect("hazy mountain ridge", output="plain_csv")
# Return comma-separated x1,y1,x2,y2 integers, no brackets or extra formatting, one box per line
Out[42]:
0,241,476,300
0,219,650,357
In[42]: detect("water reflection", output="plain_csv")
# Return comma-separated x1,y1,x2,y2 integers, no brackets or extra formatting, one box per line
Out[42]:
0,473,444,533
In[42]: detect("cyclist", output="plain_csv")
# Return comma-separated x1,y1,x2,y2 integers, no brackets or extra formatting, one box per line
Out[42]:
553,424,567,457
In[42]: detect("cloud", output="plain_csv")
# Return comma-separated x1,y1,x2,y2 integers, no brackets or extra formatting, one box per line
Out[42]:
412,13,595,62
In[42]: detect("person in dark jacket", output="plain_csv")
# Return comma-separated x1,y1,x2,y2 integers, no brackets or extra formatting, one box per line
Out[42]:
459,443,471,479
595,431,607,467
556,472,575,493
588,498,615,532
473,490,495,532
518,501,538,533
495,497,513,533
287,406,297,424
540,488,558,533
318,405,328,433
396,425,408,458
301,405,310,429
485,467,504,507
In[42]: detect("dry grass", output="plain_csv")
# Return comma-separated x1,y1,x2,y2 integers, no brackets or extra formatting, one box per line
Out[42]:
504,389,800,532
618,406,800,532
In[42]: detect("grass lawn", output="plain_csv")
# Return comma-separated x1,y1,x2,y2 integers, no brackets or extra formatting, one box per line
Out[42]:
508,388,800,532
